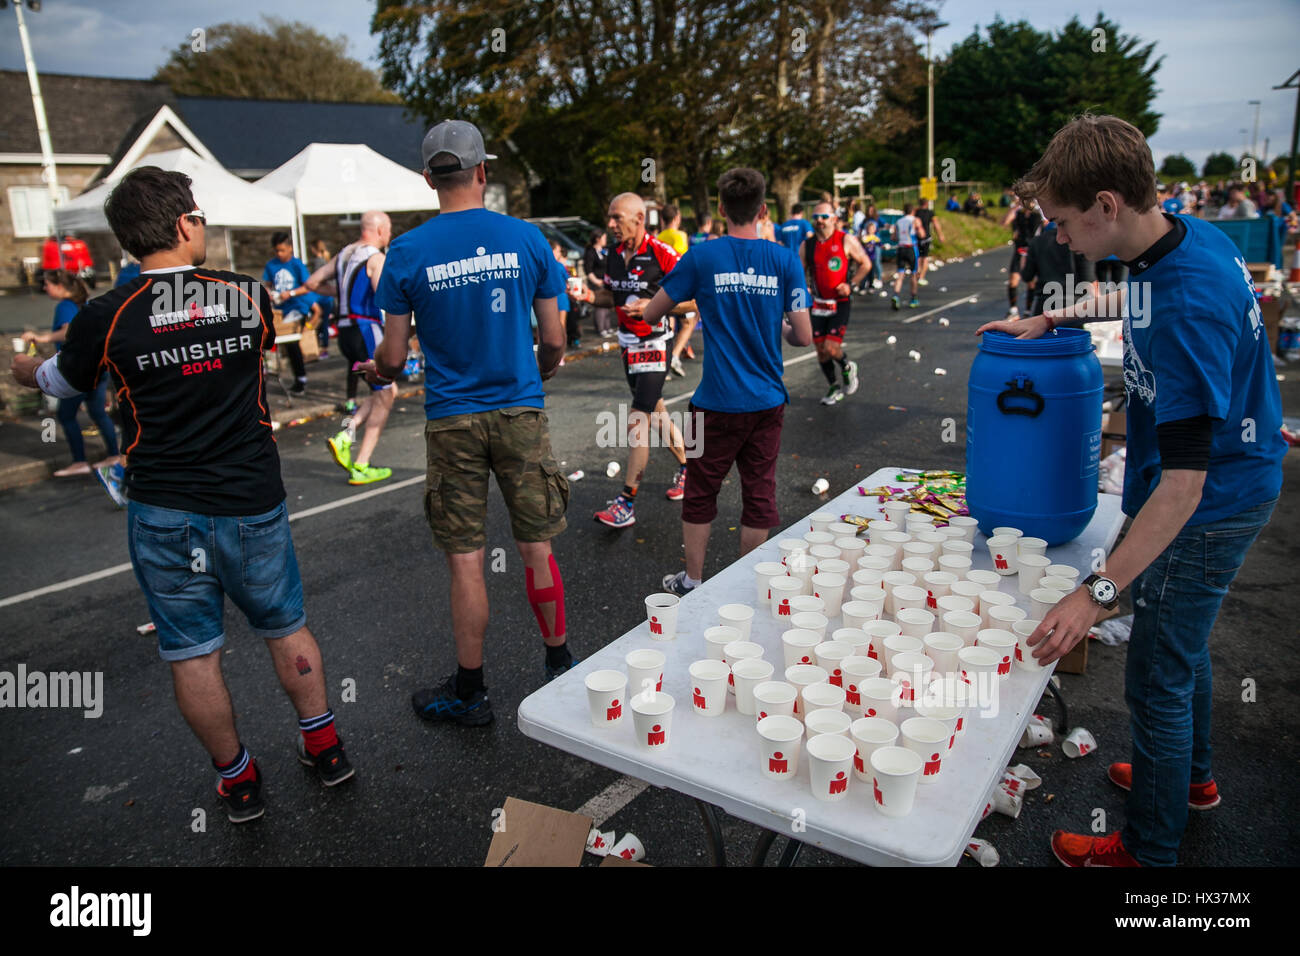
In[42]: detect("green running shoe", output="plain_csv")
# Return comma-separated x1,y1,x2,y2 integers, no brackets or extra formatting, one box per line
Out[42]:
327,431,353,472
348,463,392,485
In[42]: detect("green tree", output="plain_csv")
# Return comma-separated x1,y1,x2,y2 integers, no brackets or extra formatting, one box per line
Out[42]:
155,17,397,103
1158,154,1196,179
1202,152,1237,178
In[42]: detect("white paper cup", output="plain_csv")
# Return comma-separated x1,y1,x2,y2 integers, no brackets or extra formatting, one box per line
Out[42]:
817,559,851,579
645,592,680,640
852,568,886,591
942,610,982,645
1062,726,1098,758
723,640,764,694
832,627,871,656
754,561,786,606
957,645,1000,687
769,576,802,619
718,603,755,640
889,651,935,705
1030,587,1067,621
866,517,899,541
902,541,936,565
1018,536,1048,559
904,513,935,534
975,629,1018,679
928,675,973,735
631,691,675,750
881,500,912,525
869,746,924,816
900,716,951,785
703,625,740,661
1045,564,1080,588
923,632,965,673
803,530,835,550
987,604,1027,633
936,594,976,616
891,584,928,615
806,733,856,802
1017,553,1052,594
914,529,946,547
731,657,774,715
1007,763,1043,789
1020,715,1054,748
586,828,616,857
881,570,917,610
861,620,902,662
789,595,826,617
881,634,923,673
992,786,1023,818
900,556,936,578
965,569,1002,591
986,535,1020,576
950,579,986,604
1040,575,1075,593
808,544,840,569
913,701,960,747
781,628,823,668
813,641,854,686
947,515,979,543
859,676,903,723
841,656,884,718
757,715,803,780
851,716,899,780
777,538,808,567
585,670,628,728
849,584,886,607
1012,619,1048,671
752,680,797,723
786,550,816,592
938,525,967,541
841,600,882,630
809,512,837,535
857,555,893,575
784,664,830,716
689,659,730,716
921,571,958,610
941,539,975,559
790,611,829,640
896,607,936,638
802,680,847,716
864,543,899,570
810,572,847,617
937,554,973,577
979,590,1017,629
835,537,866,565
991,526,1023,540
625,648,665,699
805,709,853,740
608,832,647,862
827,521,860,540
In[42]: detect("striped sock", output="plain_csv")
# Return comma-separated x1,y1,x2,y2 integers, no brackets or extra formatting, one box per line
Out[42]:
214,744,256,790
299,710,339,756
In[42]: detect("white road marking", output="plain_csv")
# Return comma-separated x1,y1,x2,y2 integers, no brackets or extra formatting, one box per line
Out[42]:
901,294,981,324
664,350,827,406
575,774,650,826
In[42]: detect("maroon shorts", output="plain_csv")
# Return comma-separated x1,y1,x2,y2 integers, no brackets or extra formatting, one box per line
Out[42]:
683,403,785,528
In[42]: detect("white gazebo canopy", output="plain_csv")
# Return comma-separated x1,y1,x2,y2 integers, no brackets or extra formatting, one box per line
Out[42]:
255,143,439,258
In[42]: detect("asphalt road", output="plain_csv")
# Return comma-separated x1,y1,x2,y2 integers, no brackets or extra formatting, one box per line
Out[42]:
2,250,1296,867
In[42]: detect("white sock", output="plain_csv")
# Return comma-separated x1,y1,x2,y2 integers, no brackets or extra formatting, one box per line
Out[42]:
683,573,702,588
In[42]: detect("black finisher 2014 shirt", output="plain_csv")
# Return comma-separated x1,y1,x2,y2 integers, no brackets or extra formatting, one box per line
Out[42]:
55,267,285,515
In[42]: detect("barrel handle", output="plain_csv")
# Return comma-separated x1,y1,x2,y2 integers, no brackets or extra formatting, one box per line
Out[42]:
996,377,1045,417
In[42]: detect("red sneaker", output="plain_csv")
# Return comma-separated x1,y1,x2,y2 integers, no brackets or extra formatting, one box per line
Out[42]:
665,466,686,501
1107,762,1221,810
1051,830,1140,867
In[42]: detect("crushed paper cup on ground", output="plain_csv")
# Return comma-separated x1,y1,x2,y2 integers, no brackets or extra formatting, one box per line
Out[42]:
1007,763,1042,789
964,838,1000,867
1018,714,1054,748
1062,726,1098,758
586,828,617,857
992,785,1023,818
608,832,646,862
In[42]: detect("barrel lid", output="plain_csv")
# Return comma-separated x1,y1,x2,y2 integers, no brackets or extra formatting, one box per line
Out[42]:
979,328,1095,356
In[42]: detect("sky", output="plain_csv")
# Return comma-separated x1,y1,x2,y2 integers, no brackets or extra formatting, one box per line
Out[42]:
1,0,1296,173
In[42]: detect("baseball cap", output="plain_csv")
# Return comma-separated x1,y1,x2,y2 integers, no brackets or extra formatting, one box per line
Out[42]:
421,120,498,174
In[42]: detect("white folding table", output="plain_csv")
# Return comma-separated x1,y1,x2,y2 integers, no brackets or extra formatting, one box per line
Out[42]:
518,466,1125,866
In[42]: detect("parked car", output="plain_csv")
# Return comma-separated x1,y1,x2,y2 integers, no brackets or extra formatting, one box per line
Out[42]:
525,217,604,272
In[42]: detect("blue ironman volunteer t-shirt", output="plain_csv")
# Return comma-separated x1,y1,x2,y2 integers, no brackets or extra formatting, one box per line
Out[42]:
375,208,564,419
659,236,808,413
52,298,78,352
778,218,814,253
262,257,311,316
1121,215,1285,525
551,258,570,313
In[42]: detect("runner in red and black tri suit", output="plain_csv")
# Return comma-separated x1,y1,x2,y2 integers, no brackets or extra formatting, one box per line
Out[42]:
801,201,869,406
1002,198,1044,317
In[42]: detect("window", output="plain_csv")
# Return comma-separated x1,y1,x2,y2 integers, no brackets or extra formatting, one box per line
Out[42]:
337,213,361,227
7,185,71,238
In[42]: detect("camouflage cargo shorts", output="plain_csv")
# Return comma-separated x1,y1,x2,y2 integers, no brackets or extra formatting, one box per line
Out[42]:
423,406,569,553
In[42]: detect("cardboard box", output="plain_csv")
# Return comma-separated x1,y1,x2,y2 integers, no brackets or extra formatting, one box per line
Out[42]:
483,797,592,867
1259,292,1286,355
1056,635,1089,674
1101,408,1127,460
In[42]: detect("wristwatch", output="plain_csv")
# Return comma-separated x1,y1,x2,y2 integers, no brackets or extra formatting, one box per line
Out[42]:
1082,574,1119,610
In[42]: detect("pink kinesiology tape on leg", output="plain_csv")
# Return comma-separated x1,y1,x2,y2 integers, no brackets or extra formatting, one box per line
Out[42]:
525,553,566,639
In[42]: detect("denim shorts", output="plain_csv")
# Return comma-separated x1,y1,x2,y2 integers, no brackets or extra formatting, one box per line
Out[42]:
127,500,306,661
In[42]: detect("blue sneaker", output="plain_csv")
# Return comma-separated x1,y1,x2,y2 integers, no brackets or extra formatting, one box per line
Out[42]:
545,655,581,682
411,676,494,727
94,462,126,508
594,494,636,528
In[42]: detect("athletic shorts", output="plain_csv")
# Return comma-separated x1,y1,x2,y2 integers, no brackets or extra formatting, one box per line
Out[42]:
127,500,306,661
422,406,568,553
1010,246,1029,274
917,238,932,258
622,340,669,413
810,298,851,344
683,403,784,528
896,245,917,273
337,320,388,392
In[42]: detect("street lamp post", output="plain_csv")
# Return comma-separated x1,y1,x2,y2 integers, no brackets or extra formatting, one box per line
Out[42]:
1273,69,1300,205
1249,99,1261,161
7,0,61,258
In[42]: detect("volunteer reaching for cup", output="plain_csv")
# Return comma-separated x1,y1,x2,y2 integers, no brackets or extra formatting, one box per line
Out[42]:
976,113,1284,869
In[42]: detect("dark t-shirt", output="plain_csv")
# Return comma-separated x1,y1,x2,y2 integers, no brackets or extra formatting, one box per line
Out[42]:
915,207,935,240
55,267,284,515
1012,207,1044,247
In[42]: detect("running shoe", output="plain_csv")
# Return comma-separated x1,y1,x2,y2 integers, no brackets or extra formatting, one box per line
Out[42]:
290,379,307,395
297,735,355,787
918,278,929,286
670,354,686,377
909,298,920,308
684,345,696,360
412,677,494,727
1107,762,1221,810
216,761,265,824
594,494,636,528
544,654,581,682
569,338,582,349
1006,306,1020,319
348,463,392,485
666,465,687,500
1050,830,1140,868
342,399,359,414
327,431,353,472
891,295,900,311
821,384,844,406
662,570,696,597
842,359,859,396
94,462,127,508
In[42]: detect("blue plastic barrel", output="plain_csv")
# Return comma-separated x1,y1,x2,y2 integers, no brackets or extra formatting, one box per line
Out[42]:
966,328,1103,545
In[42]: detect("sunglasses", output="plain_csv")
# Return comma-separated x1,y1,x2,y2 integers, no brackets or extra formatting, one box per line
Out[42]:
812,213,833,220
182,208,207,225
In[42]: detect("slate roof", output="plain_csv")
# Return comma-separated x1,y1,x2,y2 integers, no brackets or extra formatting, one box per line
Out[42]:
0,70,174,156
